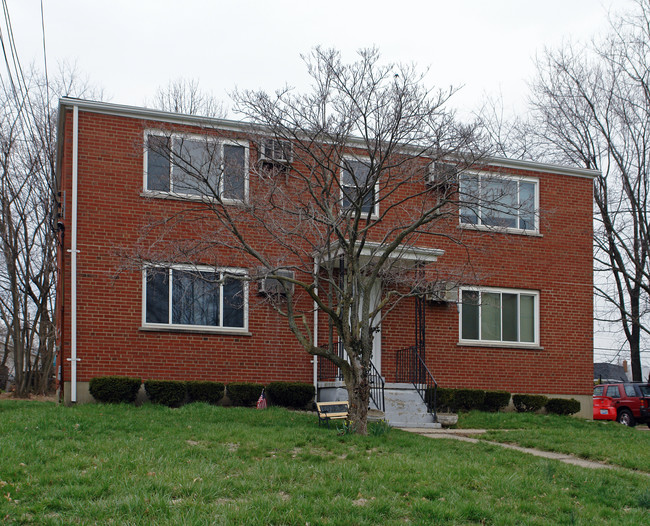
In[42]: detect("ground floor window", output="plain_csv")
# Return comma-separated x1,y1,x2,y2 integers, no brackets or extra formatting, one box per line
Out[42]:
460,287,538,345
143,265,247,330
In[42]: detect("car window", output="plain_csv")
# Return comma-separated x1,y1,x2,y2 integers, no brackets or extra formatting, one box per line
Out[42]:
639,385,650,397
593,385,604,396
606,386,621,398
624,385,636,397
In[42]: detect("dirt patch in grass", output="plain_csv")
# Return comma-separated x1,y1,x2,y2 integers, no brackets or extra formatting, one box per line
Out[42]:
0,391,58,403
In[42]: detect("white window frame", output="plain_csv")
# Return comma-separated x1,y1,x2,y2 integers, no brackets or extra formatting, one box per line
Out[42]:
459,171,539,234
143,130,249,203
142,264,249,333
458,286,540,347
340,156,379,218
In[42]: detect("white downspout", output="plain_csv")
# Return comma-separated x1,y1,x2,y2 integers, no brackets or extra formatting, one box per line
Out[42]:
69,105,79,403
312,260,319,394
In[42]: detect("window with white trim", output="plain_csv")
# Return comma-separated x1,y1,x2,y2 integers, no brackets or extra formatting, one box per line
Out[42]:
145,132,247,201
459,173,537,232
144,266,247,330
341,158,377,216
460,288,538,345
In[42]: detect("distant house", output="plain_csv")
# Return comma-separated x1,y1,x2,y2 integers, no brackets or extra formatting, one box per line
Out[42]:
54,98,597,419
594,362,629,383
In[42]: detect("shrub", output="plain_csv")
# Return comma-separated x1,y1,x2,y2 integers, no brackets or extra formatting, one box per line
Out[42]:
186,381,225,405
545,398,581,415
427,387,454,412
144,380,187,407
89,376,141,404
513,394,549,413
227,382,265,407
454,389,486,412
481,390,511,412
266,382,315,408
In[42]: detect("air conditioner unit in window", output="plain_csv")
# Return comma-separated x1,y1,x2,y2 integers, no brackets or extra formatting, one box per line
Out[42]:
259,139,293,166
259,269,295,296
424,281,457,303
426,161,458,189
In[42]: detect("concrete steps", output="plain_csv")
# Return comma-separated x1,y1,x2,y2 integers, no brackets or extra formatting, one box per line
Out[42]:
382,383,441,429
319,381,441,429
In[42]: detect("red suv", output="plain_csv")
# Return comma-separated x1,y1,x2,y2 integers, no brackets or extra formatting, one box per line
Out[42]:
593,383,650,427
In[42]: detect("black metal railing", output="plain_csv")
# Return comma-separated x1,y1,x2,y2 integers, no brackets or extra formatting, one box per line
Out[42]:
396,345,438,422
317,341,385,412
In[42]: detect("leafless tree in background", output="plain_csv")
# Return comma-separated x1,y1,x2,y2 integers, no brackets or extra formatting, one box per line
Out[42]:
0,65,99,396
487,0,650,380
149,77,226,118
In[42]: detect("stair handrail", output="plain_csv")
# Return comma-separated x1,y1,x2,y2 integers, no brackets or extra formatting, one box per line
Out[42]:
367,359,385,412
396,345,438,423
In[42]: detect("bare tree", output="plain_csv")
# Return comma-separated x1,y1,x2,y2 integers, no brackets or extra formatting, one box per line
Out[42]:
149,78,226,118
512,1,650,380
139,48,490,433
0,65,99,396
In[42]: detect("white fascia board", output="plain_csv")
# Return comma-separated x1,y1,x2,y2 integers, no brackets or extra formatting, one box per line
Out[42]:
57,98,601,181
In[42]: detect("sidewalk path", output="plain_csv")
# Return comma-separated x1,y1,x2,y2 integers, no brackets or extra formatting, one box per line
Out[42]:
400,428,649,474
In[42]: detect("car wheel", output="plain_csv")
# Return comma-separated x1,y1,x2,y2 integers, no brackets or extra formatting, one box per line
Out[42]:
617,409,636,427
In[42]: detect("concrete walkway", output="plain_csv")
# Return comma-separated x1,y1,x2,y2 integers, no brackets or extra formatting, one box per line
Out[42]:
400,428,649,474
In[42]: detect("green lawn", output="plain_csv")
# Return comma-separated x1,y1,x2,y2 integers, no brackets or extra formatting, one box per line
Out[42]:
456,411,650,473
0,401,648,525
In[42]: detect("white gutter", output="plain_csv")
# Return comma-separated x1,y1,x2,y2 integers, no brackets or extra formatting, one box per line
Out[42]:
312,260,319,394
68,105,79,403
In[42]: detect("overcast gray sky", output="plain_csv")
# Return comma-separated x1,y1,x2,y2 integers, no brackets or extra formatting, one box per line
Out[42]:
11,0,620,116
8,0,643,369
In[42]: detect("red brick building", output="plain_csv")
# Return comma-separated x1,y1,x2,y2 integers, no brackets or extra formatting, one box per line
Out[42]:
55,98,597,418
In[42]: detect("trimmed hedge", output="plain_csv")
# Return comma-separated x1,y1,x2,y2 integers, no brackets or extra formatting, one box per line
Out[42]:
427,387,454,412
481,390,511,412
266,382,315,408
227,382,265,407
186,381,225,405
453,389,486,412
145,380,187,408
89,376,141,404
513,394,549,413
545,398,581,415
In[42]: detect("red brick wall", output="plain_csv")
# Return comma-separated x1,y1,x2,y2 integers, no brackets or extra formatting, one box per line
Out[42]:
57,108,593,396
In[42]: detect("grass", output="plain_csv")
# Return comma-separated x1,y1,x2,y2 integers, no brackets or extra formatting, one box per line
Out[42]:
456,411,650,472
0,401,648,525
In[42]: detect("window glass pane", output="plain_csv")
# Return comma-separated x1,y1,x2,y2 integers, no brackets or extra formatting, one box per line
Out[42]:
502,293,518,341
146,269,169,323
461,291,479,340
459,174,479,224
593,385,604,396
624,385,636,396
519,181,535,230
223,145,245,200
639,385,650,396
481,292,501,341
147,136,170,191
520,294,535,343
342,160,373,213
223,278,245,328
482,178,517,228
606,386,620,398
172,270,219,326
172,139,220,196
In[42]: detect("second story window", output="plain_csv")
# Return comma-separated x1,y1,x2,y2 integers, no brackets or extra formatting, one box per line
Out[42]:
459,173,537,232
341,158,377,216
145,133,247,201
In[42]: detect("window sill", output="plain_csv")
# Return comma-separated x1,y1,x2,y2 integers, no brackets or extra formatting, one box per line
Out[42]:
140,190,246,205
140,325,252,336
458,340,543,350
459,223,542,237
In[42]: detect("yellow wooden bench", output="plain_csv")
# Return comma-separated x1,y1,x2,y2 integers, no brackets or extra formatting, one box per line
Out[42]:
316,400,349,427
